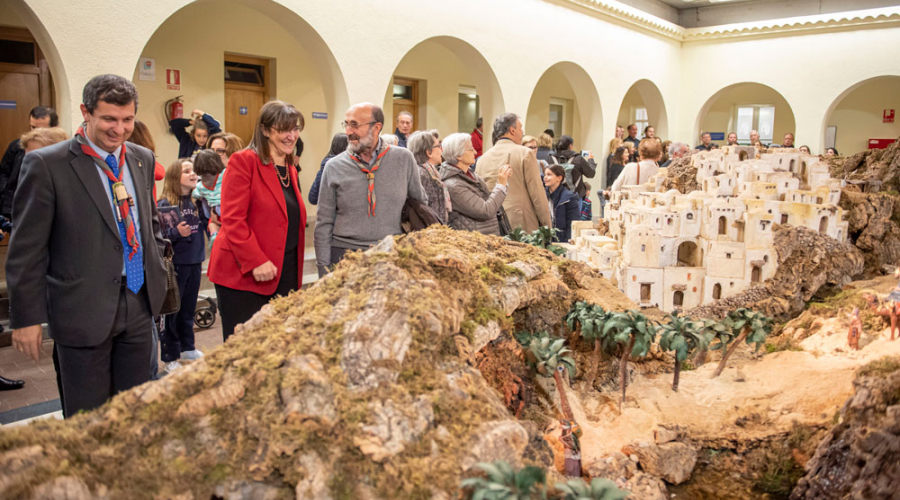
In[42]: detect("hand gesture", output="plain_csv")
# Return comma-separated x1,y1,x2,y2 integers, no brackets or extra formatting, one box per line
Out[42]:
192,109,205,118
498,164,512,186
252,261,277,282
586,150,594,160
177,221,191,237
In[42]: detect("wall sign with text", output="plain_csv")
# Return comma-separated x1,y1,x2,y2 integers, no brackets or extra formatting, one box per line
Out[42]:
166,69,181,91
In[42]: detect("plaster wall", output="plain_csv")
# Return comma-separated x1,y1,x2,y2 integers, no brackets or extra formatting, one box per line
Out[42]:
525,68,579,144
826,77,900,154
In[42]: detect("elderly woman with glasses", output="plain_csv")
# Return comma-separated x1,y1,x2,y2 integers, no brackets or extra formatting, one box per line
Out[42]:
440,133,512,236
408,130,450,223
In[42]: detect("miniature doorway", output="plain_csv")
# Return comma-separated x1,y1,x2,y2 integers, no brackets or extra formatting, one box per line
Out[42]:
751,266,761,283
718,216,727,235
677,241,702,267
819,216,828,234
673,291,684,308
712,283,722,300
640,283,651,302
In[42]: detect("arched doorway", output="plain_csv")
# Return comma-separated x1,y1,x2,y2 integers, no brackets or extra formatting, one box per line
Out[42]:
712,283,722,300
751,266,761,283
673,291,684,308
383,36,503,148
525,62,603,157
677,241,702,267
823,76,900,155
694,82,796,148
718,216,727,235
616,79,669,143
819,216,828,234
132,0,349,205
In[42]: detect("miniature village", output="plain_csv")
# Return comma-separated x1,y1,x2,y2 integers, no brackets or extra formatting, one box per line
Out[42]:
561,146,847,312
2,143,900,499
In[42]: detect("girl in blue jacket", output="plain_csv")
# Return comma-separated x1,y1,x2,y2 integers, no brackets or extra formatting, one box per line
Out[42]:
169,108,222,159
543,164,580,242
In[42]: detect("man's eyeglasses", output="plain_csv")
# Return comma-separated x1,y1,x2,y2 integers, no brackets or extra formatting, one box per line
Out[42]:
342,121,376,130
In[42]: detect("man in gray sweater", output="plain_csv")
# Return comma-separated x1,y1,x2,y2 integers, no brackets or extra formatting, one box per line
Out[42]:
315,102,426,276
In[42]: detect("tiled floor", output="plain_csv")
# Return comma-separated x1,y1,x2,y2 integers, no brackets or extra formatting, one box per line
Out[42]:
0,310,224,417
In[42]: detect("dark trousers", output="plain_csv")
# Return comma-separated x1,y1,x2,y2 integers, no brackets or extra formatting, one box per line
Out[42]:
160,263,201,362
54,286,153,417
217,248,298,341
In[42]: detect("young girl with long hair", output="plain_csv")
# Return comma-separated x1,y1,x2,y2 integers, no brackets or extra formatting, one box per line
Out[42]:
157,158,208,373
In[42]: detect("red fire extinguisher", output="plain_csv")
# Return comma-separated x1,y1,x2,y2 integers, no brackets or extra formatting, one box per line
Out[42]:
165,96,184,122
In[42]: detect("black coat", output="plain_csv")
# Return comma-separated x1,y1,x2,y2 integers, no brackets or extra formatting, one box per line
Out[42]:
0,139,25,218
547,185,580,242
550,150,596,199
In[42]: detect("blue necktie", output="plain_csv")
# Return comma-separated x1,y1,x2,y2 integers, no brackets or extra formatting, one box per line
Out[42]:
105,154,144,294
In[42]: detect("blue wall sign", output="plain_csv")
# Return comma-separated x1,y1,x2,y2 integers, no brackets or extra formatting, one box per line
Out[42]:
710,132,725,141
0,100,17,110
239,106,248,115
312,112,328,120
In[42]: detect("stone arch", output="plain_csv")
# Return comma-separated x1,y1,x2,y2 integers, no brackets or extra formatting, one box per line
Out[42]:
131,0,349,190
383,36,504,148
819,216,828,234
693,82,796,147
616,79,669,142
6,0,71,127
822,75,900,155
712,283,722,300
525,61,603,154
676,240,702,267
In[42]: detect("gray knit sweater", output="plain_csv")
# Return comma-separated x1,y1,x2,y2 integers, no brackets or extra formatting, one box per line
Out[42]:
314,140,426,272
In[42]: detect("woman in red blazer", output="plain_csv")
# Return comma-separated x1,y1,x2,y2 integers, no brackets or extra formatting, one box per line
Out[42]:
208,101,307,340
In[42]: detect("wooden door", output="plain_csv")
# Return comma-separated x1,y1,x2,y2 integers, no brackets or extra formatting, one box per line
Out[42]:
0,71,39,148
392,77,418,131
224,54,269,146
0,26,54,149
225,88,266,146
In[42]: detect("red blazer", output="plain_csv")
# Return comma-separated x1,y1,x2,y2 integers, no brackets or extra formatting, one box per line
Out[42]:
208,149,306,295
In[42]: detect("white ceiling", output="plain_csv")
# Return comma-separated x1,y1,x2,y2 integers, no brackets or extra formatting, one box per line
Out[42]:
615,0,900,28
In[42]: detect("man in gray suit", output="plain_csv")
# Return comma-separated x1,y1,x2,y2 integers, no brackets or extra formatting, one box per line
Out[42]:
7,74,168,416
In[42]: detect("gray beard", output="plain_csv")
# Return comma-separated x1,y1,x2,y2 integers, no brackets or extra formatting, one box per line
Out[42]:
348,129,377,155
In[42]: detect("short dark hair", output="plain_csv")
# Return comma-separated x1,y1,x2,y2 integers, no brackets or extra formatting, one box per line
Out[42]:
476,117,483,128
83,74,138,114
193,149,225,176
556,135,574,151
30,106,58,127
547,164,566,179
492,112,519,143
543,128,555,138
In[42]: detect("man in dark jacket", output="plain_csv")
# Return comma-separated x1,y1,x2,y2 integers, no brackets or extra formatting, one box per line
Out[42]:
394,111,413,148
0,106,58,218
549,135,597,201
695,132,717,151
623,124,640,148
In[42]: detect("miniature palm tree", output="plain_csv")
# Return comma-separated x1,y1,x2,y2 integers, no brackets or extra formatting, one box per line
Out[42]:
658,313,712,391
692,317,733,367
505,227,528,243
564,302,612,388
525,336,577,421
460,460,547,500
711,308,773,378
602,309,657,411
555,478,629,500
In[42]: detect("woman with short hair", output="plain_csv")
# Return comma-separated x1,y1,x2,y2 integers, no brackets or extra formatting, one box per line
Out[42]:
536,133,554,162
609,138,661,191
408,130,450,223
440,133,511,236
208,101,307,341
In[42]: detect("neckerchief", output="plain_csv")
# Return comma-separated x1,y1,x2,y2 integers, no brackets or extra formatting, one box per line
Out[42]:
74,129,140,259
349,146,390,217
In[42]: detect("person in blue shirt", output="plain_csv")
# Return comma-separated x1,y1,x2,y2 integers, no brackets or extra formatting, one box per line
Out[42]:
169,108,221,159
157,158,208,374
543,164,580,242
308,133,348,205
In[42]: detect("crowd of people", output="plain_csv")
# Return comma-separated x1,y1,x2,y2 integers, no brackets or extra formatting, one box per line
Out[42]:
0,71,836,415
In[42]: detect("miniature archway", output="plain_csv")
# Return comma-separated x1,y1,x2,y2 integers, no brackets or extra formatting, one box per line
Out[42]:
819,216,828,234
751,266,761,283
712,283,722,300
822,75,900,155
693,82,796,148
676,241,702,267
525,62,603,154
673,291,684,308
382,36,504,147
132,0,349,196
615,79,669,142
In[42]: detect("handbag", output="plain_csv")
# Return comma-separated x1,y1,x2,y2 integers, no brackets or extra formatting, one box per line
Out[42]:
496,207,512,236
401,197,443,233
159,240,181,316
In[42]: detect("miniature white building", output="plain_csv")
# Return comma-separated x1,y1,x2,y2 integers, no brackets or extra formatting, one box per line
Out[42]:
562,146,849,312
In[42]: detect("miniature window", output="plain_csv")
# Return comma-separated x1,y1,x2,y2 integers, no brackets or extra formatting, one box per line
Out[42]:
686,213,693,220
726,253,732,259
641,245,646,252
673,291,684,307
781,214,789,224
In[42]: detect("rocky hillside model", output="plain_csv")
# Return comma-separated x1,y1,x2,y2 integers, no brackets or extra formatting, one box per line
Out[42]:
0,227,633,500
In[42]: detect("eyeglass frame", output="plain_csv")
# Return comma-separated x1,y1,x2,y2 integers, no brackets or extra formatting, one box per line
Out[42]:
341,120,377,131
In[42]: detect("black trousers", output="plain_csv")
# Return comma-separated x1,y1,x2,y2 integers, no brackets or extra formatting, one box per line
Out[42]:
54,285,153,417
160,263,201,362
217,249,299,341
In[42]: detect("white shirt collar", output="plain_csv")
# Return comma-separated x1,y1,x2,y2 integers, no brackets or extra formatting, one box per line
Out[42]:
84,130,123,162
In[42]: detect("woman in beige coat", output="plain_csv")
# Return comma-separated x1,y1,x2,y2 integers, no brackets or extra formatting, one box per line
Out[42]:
440,133,512,236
